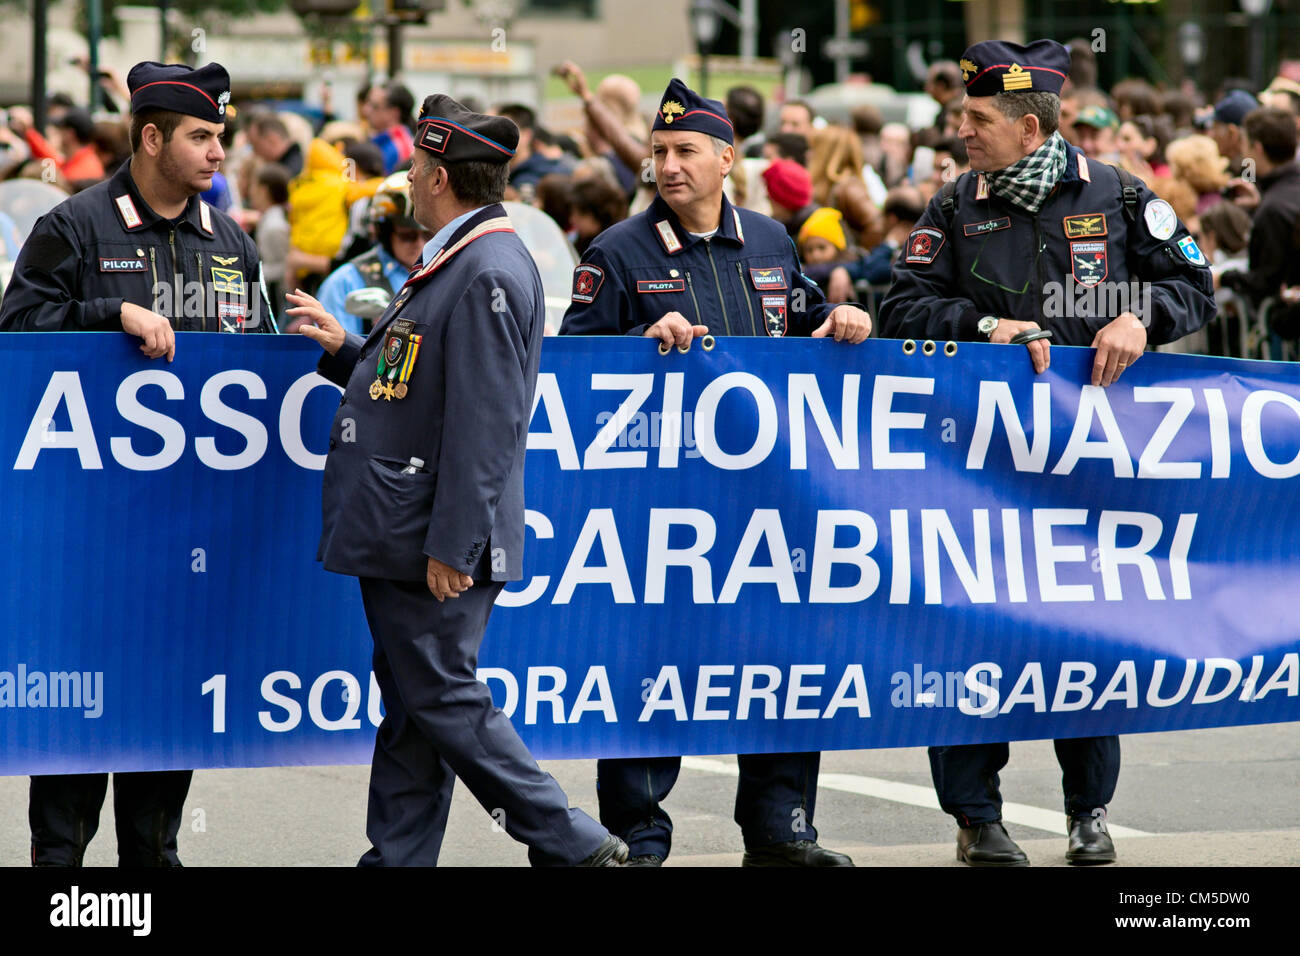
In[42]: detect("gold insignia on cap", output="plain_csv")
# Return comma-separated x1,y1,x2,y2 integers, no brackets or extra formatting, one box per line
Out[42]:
960,58,978,83
1003,63,1032,91
660,100,686,124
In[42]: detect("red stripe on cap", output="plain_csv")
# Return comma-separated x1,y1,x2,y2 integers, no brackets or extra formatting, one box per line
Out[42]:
674,109,734,129
418,117,514,155
132,80,220,110
968,63,1068,84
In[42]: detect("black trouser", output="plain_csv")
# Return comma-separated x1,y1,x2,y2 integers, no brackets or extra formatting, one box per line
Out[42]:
596,752,821,860
29,770,192,866
928,736,1121,827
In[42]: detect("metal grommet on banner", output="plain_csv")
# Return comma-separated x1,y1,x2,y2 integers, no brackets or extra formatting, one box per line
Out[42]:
658,341,671,356
902,339,916,355
944,341,958,356
922,339,937,356
677,343,690,354
701,334,716,351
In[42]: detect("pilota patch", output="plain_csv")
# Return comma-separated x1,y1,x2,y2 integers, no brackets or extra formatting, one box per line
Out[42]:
963,217,1010,237
1063,213,1106,239
571,264,605,303
99,257,146,272
637,278,685,293
762,294,787,337
1070,240,1108,287
904,227,945,264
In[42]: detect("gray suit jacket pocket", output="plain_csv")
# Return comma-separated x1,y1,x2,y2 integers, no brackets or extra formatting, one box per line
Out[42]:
325,456,437,581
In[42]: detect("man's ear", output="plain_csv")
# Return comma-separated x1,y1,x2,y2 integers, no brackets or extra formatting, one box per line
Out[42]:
140,123,163,159
1020,112,1042,147
719,144,736,178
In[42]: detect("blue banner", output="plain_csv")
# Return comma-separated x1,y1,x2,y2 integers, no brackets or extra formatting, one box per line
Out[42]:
1,333,1297,775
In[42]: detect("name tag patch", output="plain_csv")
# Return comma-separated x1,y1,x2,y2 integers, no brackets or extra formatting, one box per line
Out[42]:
963,217,1010,237
100,257,146,272
1064,213,1107,239
904,227,945,264
762,294,787,337
1070,240,1108,287
637,278,685,293
749,267,787,290
571,264,605,303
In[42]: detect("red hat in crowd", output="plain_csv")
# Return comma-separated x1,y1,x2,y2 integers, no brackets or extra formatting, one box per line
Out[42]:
763,159,813,211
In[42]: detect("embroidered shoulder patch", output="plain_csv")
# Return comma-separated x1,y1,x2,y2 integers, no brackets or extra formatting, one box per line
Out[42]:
571,264,605,303
904,227,945,265
1176,235,1207,266
1143,199,1177,241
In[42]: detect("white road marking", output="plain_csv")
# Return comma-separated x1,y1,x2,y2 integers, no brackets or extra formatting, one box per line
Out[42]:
680,756,1154,838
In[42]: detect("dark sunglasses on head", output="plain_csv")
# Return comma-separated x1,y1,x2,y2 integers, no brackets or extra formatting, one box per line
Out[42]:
392,229,434,243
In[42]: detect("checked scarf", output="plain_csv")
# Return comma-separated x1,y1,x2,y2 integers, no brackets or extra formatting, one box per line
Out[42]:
985,131,1068,214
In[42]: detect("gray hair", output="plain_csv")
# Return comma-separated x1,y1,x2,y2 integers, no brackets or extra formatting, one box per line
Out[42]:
707,134,731,155
991,91,1061,136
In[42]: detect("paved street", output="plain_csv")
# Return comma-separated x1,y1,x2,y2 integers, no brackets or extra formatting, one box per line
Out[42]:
1,721,1296,867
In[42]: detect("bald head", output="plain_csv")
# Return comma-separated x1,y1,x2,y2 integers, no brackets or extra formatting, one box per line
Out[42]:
596,74,642,121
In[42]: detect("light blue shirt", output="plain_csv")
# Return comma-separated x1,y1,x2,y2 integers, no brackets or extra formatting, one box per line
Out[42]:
419,206,488,272
317,247,412,336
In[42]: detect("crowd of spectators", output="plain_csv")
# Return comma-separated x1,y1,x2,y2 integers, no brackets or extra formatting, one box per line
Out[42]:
4,44,1300,357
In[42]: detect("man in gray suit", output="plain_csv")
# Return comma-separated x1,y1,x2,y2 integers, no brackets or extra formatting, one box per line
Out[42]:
287,94,626,867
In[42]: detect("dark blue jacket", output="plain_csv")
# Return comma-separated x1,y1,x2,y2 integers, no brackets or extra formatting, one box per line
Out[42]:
879,144,1215,346
560,192,837,338
0,159,272,334
315,204,542,583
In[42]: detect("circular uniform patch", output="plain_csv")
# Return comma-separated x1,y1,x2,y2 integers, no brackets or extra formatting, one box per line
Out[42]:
1143,199,1177,241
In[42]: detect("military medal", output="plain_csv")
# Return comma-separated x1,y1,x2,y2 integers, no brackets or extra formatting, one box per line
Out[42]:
370,319,422,401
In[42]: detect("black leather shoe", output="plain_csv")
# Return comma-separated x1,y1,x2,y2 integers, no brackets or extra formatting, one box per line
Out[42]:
956,822,1029,866
1066,809,1117,865
577,835,629,867
625,854,664,867
742,841,855,867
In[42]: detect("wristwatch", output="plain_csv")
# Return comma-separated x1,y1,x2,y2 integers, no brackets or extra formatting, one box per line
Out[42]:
978,316,999,338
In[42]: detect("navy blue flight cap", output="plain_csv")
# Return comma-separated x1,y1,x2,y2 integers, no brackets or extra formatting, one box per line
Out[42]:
959,39,1070,97
1214,90,1260,127
651,77,734,145
127,61,231,123
416,94,518,163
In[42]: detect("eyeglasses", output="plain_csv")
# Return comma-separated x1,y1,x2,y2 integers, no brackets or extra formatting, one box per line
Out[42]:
968,228,1047,296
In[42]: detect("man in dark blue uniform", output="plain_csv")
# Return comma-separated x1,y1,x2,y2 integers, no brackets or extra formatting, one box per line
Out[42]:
288,94,625,866
0,61,273,866
561,78,870,867
879,39,1215,867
